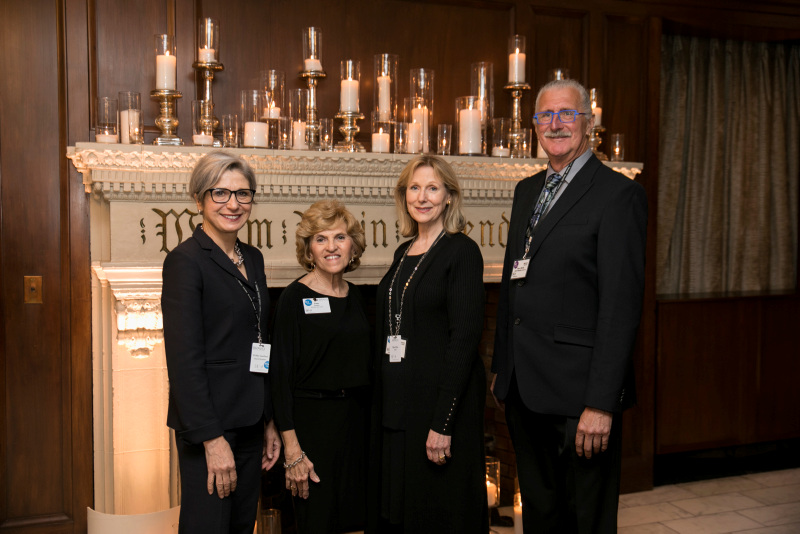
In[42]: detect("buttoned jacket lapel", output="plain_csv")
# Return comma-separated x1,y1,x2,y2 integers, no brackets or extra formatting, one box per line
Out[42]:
192,226,255,289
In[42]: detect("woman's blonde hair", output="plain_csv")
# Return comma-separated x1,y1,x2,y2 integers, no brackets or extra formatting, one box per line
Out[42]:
189,151,256,202
295,200,366,272
394,155,466,237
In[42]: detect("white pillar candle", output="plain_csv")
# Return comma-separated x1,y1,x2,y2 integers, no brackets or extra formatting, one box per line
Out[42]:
265,105,281,119
119,109,140,144
592,105,603,126
243,121,268,148
407,122,422,152
377,75,392,120
492,146,510,157
192,134,214,146
156,53,177,90
304,58,322,72
514,502,523,534
95,133,118,143
486,480,498,507
508,50,526,83
340,79,359,112
459,108,482,154
411,106,429,152
372,132,390,153
198,47,216,63
292,120,307,149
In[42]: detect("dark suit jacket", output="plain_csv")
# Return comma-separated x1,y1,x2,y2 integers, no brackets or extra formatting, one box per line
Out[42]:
492,154,648,417
162,226,272,444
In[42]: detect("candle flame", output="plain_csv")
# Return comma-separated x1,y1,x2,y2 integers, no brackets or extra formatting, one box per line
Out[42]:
515,48,520,54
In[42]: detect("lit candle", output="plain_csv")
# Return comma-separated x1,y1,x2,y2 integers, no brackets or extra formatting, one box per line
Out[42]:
377,75,392,120
304,58,323,72
340,79,359,112
508,49,526,84
264,103,281,119
514,500,523,534
198,47,216,63
119,109,140,144
95,133,118,143
407,122,422,153
243,121,268,148
156,53,177,90
492,146,510,157
459,108,482,154
292,120,307,149
372,129,390,153
591,104,602,126
486,480,498,507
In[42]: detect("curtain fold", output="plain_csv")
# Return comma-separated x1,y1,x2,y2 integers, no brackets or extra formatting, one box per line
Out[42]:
657,36,799,295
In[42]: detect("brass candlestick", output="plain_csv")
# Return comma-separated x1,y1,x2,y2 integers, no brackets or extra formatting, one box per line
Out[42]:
335,111,365,152
589,125,607,160
151,89,183,146
301,70,326,149
193,60,224,146
504,82,531,156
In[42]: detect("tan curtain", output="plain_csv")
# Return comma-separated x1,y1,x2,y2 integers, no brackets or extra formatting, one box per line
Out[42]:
658,36,800,295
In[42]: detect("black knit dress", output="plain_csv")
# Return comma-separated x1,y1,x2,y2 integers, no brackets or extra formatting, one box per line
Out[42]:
367,232,489,534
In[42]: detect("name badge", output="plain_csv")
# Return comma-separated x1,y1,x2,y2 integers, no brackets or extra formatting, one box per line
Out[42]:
302,298,331,314
250,343,271,373
387,335,406,362
510,259,530,280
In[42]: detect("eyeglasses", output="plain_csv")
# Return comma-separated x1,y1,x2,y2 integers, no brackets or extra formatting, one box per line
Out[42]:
532,110,586,125
205,188,256,204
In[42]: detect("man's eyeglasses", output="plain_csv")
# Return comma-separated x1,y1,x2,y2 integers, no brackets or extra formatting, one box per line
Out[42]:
533,110,586,125
205,188,256,204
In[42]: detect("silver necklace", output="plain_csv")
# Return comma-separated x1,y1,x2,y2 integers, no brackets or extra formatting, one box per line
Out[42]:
231,242,244,266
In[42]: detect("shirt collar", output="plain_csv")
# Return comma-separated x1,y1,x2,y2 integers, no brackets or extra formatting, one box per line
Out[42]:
546,148,593,184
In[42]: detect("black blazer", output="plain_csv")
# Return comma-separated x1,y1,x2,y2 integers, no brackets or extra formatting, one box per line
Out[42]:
492,154,648,417
162,226,272,444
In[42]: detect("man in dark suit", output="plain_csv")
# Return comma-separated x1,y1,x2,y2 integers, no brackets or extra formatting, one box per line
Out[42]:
491,80,647,533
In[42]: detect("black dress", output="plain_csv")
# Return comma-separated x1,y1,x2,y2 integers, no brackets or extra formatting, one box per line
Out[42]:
367,232,489,534
270,280,371,534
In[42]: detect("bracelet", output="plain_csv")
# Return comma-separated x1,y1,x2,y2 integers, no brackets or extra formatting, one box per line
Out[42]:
283,451,306,469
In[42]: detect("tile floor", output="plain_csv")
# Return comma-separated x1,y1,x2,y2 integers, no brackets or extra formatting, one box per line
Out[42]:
617,467,800,533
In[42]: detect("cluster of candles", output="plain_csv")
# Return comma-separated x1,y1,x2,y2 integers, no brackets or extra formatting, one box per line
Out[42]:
486,457,524,534
91,22,622,160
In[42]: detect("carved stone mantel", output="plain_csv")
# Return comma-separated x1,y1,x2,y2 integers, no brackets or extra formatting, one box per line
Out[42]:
67,142,642,514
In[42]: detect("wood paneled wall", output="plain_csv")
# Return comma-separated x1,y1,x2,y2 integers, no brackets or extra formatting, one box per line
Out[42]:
2,0,800,532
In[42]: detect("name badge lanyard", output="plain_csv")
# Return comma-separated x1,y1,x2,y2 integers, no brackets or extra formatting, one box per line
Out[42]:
521,160,574,260
237,278,263,344
387,230,446,340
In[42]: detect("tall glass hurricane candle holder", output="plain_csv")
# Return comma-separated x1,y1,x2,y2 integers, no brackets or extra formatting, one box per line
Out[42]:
197,18,219,63
95,97,118,143
335,59,364,152
371,111,391,153
374,54,398,122
119,91,142,144
471,61,493,152
410,68,434,153
301,27,326,149
491,118,510,157
241,89,267,148
549,68,570,81
289,89,309,149
403,97,428,154
456,96,485,156
261,70,285,119
507,35,526,84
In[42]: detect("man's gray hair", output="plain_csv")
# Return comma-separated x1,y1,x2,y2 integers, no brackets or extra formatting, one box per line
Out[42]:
534,79,592,114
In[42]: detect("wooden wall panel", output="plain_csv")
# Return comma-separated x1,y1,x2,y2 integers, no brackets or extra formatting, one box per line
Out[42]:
0,0,91,531
656,299,760,453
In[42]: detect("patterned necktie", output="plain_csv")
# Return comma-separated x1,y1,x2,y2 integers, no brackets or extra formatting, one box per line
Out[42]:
522,173,563,258
528,173,563,231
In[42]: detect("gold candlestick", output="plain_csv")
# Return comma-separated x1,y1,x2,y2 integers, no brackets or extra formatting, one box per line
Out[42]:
150,89,183,146
589,125,607,160
193,61,224,146
335,111,365,152
504,82,531,156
